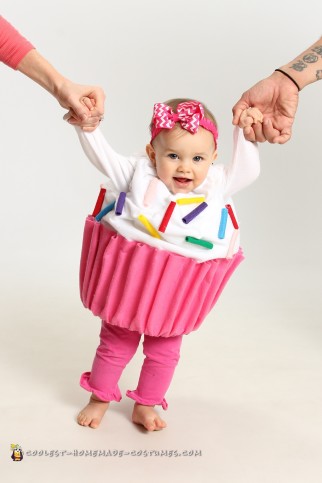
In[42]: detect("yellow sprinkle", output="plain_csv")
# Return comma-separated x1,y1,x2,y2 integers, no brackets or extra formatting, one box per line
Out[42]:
176,197,205,205
138,214,162,239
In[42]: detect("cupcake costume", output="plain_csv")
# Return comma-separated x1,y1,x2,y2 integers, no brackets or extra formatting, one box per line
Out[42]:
76,102,260,407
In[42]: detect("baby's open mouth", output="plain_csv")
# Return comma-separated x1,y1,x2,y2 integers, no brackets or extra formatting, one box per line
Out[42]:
173,177,192,184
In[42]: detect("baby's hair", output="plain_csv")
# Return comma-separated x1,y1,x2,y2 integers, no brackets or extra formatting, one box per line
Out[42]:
149,97,218,136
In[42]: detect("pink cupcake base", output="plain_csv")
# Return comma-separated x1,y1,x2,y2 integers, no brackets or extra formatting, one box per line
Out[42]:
79,216,244,337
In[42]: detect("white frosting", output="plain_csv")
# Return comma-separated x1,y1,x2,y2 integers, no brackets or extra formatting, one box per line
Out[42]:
76,126,260,262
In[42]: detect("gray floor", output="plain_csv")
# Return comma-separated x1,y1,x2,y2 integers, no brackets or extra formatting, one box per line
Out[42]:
2,256,322,483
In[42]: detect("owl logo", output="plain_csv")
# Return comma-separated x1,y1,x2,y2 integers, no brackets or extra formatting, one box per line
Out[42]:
10,444,23,462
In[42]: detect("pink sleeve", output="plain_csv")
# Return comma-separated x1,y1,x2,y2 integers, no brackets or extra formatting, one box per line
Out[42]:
0,16,35,69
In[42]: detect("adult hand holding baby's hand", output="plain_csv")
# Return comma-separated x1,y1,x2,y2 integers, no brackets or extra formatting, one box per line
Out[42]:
232,71,299,144
237,107,264,142
239,107,263,127
64,97,103,132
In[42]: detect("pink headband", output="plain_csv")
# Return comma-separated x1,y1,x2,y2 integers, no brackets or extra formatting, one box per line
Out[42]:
150,101,218,146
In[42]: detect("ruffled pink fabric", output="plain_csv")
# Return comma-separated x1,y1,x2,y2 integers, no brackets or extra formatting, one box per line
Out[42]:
80,216,244,337
126,390,168,410
80,371,122,402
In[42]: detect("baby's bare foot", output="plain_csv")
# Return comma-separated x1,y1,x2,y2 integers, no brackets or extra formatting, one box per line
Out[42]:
77,395,109,429
132,403,167,431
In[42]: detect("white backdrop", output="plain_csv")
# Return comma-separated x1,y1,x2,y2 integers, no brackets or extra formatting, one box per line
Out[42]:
1,1,322,482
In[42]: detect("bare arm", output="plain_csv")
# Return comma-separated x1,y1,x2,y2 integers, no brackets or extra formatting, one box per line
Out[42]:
0,16,105,130
17,49,105,128
280,36,322,89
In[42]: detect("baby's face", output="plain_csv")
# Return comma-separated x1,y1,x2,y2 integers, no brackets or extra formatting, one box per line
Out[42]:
146,127,217,194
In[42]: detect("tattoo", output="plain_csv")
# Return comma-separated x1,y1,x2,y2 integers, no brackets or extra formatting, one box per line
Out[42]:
290,60,307,72
303,53,319,63
316,70,322,81
312,45,322,56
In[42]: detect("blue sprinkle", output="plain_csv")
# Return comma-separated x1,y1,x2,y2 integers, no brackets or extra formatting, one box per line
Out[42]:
218,207,228,239
95,201,116,221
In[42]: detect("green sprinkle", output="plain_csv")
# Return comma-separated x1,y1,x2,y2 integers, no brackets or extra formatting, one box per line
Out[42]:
185,236,213,249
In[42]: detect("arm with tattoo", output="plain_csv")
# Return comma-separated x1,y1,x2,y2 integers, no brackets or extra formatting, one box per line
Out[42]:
279,37,322,89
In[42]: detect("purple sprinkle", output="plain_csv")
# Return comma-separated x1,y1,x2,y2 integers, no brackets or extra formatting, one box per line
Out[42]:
182,202,208,224
115,192,126,215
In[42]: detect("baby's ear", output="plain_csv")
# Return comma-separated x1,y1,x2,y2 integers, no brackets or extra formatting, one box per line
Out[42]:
146,144,156,165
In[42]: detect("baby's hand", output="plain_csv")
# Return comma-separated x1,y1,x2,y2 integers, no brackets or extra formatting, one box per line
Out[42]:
239,107,263,128
63,97,103,132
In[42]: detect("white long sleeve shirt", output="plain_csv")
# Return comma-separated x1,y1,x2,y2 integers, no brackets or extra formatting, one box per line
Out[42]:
76,126,260,262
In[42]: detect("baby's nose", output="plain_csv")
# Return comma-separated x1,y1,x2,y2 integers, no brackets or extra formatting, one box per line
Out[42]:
178,160,192,172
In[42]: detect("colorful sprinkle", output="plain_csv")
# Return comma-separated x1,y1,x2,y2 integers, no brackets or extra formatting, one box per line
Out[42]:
159,201,176,233
182,202,208,224
92,186,106,217
185,236,213,249
225,204,239,229
176,197,205,205
138,214,162,239
115,192,126,216
226,229,239,259
144,178,159,206
95,201,116,221
218,208,228,239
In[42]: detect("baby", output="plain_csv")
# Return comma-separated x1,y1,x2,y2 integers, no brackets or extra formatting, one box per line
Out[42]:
66,99,261,431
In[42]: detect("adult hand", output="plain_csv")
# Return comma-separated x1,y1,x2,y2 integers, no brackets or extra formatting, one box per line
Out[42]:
16,49,105,129
63,101,102,132
55,79,105,126
232,71,299,144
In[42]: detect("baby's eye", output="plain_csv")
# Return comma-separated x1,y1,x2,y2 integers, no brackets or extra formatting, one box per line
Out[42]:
193,156,203,162
168,153,178,159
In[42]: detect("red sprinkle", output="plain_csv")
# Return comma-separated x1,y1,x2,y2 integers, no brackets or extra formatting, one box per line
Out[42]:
92,187,106,217
158,201,176,232
225,204,239,229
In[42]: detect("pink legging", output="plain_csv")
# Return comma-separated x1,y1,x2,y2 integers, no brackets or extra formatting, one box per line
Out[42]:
80,322,183,410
